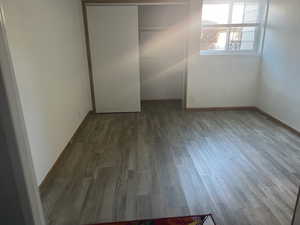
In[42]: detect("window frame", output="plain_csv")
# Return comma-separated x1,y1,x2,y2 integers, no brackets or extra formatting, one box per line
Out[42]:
200,0,265,55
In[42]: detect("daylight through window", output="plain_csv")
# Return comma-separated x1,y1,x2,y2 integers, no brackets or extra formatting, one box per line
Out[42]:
200,0,267,53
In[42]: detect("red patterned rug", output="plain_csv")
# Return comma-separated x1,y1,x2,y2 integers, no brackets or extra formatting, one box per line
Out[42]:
87,214,216,225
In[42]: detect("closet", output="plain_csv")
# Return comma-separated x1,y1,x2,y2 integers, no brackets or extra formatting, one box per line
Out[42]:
139,5,186,101
85,2,187,113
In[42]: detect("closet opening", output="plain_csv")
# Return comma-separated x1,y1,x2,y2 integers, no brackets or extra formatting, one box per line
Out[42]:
83,1,188,113
83,1,189,113
138,4,188,111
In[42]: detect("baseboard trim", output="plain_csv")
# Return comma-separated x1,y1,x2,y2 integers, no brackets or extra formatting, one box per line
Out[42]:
186,106,300,136
256,108,300,137
186,106,257,112
39,110,92,191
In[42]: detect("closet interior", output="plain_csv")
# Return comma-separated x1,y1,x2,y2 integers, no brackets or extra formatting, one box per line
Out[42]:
139,5,187,102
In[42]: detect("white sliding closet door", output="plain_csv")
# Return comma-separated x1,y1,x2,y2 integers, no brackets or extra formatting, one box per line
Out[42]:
87,6,141,113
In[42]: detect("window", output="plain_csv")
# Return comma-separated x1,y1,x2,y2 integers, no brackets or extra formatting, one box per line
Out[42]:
200,0,267,54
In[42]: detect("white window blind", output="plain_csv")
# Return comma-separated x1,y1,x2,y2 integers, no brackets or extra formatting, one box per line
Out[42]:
200,0,267,53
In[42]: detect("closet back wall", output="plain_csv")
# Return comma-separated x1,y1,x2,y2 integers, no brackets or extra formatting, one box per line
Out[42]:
139,5,186,101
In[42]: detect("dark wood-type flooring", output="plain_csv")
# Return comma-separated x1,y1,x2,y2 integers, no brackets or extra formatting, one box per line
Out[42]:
41,100,300,225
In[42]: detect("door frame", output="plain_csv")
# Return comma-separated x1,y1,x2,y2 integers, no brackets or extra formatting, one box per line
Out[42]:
292,187,300,225
81,0,190,112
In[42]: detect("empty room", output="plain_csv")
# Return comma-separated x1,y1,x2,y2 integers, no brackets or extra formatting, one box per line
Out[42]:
1,0,300,225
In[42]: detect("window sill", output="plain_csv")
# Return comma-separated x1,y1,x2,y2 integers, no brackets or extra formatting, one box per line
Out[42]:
200,50,260,56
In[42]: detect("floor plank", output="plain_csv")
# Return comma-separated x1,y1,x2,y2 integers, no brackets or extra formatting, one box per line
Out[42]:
40,101,300,225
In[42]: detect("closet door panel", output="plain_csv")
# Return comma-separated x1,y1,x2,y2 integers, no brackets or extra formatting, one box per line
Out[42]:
87,6,141,113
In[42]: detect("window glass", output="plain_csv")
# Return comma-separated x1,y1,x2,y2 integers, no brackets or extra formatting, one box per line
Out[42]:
202,3,230,25
200,0,265,53
228,26,256,51
244,2,259,23
200,27,228,51
232,2,245,24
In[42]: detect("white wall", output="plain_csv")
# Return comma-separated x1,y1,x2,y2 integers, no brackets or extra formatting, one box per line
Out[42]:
187,55,260,107
186,0,260,108
139,5,186,100
258,0,300,132
2,0,91,184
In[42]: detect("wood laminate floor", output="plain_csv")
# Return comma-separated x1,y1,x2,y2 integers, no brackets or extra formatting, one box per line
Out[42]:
41,100,300,225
